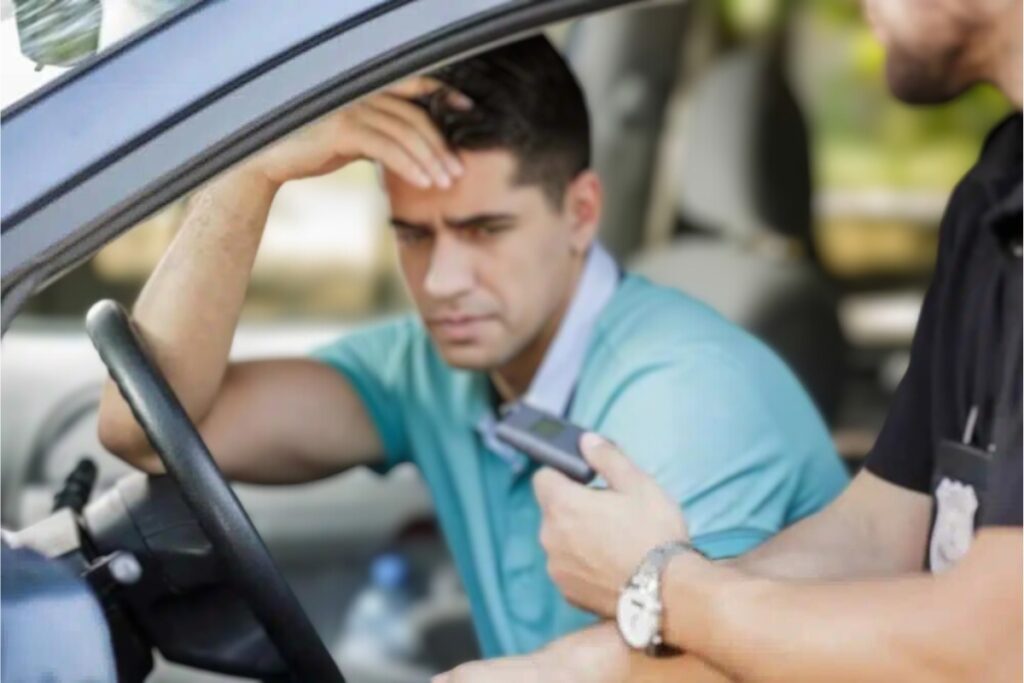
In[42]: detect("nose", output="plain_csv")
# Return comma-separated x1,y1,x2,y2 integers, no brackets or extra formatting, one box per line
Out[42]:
423,234,475,301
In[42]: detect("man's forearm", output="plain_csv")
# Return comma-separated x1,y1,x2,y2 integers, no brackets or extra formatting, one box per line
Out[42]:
662,530,1022,683
97,170,278,459
542,622,734,683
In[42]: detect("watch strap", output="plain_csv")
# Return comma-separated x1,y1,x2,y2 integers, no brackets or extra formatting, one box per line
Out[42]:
629,539,704,657
631,539,704,586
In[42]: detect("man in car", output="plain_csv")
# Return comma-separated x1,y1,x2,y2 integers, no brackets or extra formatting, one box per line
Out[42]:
437,1,1022,680
97,36,847,658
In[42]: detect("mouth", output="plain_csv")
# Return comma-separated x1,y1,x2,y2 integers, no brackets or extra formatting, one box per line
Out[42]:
427,314,496,342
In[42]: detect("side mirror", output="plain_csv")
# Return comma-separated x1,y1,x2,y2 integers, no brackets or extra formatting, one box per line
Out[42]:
14,0,102,69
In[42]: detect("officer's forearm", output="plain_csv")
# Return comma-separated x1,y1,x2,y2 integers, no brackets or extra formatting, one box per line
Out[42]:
662,529,1022,683
731,470,933,580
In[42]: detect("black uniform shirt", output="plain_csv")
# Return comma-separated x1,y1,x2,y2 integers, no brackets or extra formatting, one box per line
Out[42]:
865,113,1023,526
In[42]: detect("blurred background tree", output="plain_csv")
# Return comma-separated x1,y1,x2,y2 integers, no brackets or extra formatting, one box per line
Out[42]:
724,0,1011,279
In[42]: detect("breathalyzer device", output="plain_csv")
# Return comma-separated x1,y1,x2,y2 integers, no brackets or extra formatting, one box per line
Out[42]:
495,401,596,484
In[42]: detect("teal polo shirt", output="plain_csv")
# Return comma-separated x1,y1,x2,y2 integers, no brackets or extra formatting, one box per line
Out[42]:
313,274,848,657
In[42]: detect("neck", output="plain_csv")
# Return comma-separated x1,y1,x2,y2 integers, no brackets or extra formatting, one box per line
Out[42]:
997,39,1023,109
490,259,586,402
980,2,1023,108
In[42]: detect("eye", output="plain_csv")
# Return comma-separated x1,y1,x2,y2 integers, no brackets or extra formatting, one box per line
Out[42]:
396,227,432,245
464,224,509,239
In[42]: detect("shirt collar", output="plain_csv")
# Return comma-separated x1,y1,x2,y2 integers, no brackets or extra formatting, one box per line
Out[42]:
986,180,1023,258
523,241,620,415
979,114,1023,258
475,242,620,469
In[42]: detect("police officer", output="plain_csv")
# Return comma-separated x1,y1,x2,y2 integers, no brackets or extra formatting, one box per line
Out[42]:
437,0,1022,680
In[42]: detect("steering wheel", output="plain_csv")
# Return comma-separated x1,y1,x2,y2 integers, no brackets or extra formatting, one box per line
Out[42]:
85,300,346,683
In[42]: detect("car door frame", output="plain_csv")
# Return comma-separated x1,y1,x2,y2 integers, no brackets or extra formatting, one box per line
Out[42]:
0,0,647,332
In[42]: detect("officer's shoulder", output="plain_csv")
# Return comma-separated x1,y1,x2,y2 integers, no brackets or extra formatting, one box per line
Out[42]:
938,115,1022,253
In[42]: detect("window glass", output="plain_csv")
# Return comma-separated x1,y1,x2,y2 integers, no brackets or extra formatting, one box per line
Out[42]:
21,160,408,322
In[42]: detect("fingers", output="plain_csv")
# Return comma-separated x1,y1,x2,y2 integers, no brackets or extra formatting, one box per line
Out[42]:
387,75,447,99
579,433,648,493
350,124,433,189
331,75,473,189
365,95,463,179
533,466,575,510
387,76,473,109
350,104,451,187
349,78,471,188
435,656,545,683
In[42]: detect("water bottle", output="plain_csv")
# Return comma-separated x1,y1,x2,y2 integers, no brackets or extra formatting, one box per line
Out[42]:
339,552,418,664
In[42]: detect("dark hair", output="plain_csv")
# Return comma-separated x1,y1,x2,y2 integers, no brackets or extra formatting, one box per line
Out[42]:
421,35,591,207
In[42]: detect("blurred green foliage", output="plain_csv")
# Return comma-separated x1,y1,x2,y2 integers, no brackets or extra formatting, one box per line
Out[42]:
804,3,1010,190
725,0,1011,191
820,11,1007,190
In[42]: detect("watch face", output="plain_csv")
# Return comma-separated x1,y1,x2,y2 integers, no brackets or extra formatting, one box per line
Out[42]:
617,587,660,649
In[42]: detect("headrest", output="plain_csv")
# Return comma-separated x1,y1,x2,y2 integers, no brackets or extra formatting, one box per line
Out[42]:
673,44,813,252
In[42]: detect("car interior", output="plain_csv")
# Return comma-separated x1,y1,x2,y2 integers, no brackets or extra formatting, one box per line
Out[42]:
0,0,1008,681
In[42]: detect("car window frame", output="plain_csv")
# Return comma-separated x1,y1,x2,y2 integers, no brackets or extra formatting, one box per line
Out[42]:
0,0,647,332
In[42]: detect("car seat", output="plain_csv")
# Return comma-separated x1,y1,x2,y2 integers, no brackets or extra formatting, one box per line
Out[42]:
629,41,848,424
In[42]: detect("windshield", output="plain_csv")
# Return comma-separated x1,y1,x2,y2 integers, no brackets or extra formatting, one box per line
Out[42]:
1,0,194,108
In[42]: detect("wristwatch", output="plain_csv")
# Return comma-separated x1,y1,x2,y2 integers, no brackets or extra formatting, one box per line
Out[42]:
616,539,703,656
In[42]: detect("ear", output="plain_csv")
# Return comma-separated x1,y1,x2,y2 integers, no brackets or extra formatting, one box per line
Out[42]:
563,170,602,255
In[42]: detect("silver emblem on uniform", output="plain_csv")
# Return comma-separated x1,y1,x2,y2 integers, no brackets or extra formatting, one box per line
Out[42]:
930,477,979,573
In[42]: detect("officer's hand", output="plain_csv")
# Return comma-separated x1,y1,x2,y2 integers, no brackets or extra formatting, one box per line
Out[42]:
241,76,468,190
534,434,689,617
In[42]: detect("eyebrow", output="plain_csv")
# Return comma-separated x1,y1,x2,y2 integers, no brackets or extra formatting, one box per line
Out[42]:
390,218,432,231
390,213,518,231
445,212,517,228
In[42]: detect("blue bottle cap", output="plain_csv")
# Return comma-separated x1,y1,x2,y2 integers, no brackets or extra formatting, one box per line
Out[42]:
371,553,408,589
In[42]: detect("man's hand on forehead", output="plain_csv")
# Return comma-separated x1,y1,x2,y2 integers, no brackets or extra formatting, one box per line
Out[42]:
389,75,474,109
359,76,474,188
240,76,472,192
